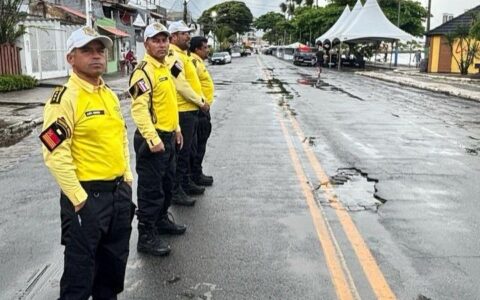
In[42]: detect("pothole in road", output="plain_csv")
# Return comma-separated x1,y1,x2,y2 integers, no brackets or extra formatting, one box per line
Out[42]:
465,147,479,156
319,168,383,212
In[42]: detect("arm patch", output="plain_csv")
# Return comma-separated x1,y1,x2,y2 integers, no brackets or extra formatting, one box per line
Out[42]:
39,117,71,152
50,86,67,104
129,79,150,100
171,61,182,78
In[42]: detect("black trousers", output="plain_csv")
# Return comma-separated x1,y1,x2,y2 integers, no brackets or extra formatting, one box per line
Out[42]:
191,110,212,177
59,177,134,300
177,110,199,187
134,129,176,226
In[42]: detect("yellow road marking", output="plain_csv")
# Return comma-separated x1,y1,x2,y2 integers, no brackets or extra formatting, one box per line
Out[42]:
278,116,355,300
287,83,397,300
257,56,356,299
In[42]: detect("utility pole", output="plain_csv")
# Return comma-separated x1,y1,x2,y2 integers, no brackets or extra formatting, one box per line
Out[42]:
183,0,188,23
426,0,432,32
424,0,432,62
394,0,401,66
86,0,93,27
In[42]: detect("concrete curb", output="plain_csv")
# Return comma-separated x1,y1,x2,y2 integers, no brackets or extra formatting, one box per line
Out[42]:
0,117,43,147
393,69,480,84
356,71,480,102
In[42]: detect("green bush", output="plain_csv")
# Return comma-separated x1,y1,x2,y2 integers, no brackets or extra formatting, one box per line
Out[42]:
0,75,38,92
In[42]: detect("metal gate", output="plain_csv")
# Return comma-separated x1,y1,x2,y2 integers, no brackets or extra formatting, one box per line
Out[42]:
21,20,81,80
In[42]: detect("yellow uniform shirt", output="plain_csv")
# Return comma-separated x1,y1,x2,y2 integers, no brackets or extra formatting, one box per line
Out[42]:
41,72,133,206
166,44,205,112
129,54,180,148
191,53,215,105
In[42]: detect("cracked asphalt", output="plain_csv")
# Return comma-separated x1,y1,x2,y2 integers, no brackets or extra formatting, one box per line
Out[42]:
1,54,479,300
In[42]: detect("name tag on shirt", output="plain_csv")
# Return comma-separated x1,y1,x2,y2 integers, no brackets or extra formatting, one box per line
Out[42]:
85,110,105,117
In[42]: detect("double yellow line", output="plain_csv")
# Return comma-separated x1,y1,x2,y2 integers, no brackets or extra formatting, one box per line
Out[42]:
258,56,396,300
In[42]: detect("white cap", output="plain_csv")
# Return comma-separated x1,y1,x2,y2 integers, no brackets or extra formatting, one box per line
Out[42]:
144,22,170,42
168,21,195,34
66,26,113,55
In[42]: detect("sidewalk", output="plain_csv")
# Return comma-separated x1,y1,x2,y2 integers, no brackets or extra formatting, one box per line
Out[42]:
356,68,480,102
0,73,130,146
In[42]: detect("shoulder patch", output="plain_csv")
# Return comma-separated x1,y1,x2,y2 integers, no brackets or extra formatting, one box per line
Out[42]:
129,79,150,100
50,86,67,104
171,61,182,78
168,50,174,57
39,117,71,152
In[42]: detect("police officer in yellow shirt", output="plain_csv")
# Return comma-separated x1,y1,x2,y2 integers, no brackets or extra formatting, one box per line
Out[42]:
129,22,188,257
166,21,209,203
189,36,215,186
40,26,134,299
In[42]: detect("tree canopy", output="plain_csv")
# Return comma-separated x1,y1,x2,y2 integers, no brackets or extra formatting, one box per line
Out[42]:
255,0,428,45
0,0,27,44
198,1,253,38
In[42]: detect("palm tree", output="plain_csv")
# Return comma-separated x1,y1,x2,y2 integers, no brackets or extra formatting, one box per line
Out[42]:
279,2,287,15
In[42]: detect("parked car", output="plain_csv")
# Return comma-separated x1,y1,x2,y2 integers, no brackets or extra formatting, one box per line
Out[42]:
210,52,232,64
293,51,316,66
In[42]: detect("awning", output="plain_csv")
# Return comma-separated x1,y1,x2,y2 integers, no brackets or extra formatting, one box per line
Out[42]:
150,11,165,19
116,3,138,12
56,5,86,19
97,25,130,37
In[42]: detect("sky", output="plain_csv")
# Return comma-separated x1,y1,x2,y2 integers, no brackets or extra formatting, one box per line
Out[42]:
161,0,479,30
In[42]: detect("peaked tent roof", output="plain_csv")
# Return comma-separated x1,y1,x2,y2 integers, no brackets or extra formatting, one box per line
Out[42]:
426,5,480,36
132,14,146,27
339,0,413,42
330,0,363,42
315,5,350,44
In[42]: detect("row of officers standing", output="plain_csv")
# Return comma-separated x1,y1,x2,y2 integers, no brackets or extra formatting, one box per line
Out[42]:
40,21,216,299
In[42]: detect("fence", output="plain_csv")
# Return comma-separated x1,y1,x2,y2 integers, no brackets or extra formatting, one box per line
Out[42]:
0,44,21,75
20,20,81,79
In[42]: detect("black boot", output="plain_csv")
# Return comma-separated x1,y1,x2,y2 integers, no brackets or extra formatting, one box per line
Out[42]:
137,223,171,256
172,186,196,206
193,173,214,186
182,179,205,196
157,213,187,235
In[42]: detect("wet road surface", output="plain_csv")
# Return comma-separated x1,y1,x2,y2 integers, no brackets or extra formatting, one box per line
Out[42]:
1,54,480,299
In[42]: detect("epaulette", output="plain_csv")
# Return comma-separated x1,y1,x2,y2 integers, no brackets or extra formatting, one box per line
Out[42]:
50,86,67,104
168,50,174,57
137,61,147,70
192,58,198,67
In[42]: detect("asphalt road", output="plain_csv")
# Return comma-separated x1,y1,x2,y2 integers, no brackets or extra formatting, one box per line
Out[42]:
1,54,479,300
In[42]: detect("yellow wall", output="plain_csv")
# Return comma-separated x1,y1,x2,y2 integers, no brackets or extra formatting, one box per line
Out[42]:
430,36,440,73
450,39,480,74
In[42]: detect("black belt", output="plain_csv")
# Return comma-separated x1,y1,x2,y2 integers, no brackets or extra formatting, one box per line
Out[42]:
156,129,175,137
80,176,124,192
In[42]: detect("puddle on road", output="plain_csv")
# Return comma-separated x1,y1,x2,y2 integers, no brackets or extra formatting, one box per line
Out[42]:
252,77,291,96
296,74,365,101
317,167,383,212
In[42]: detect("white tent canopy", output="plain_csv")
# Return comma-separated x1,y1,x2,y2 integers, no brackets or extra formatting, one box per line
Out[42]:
315,0,413,44
315,5,350,44
285,42,308,48
339,0,413,42
331,0,363,43
132,14,146,27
